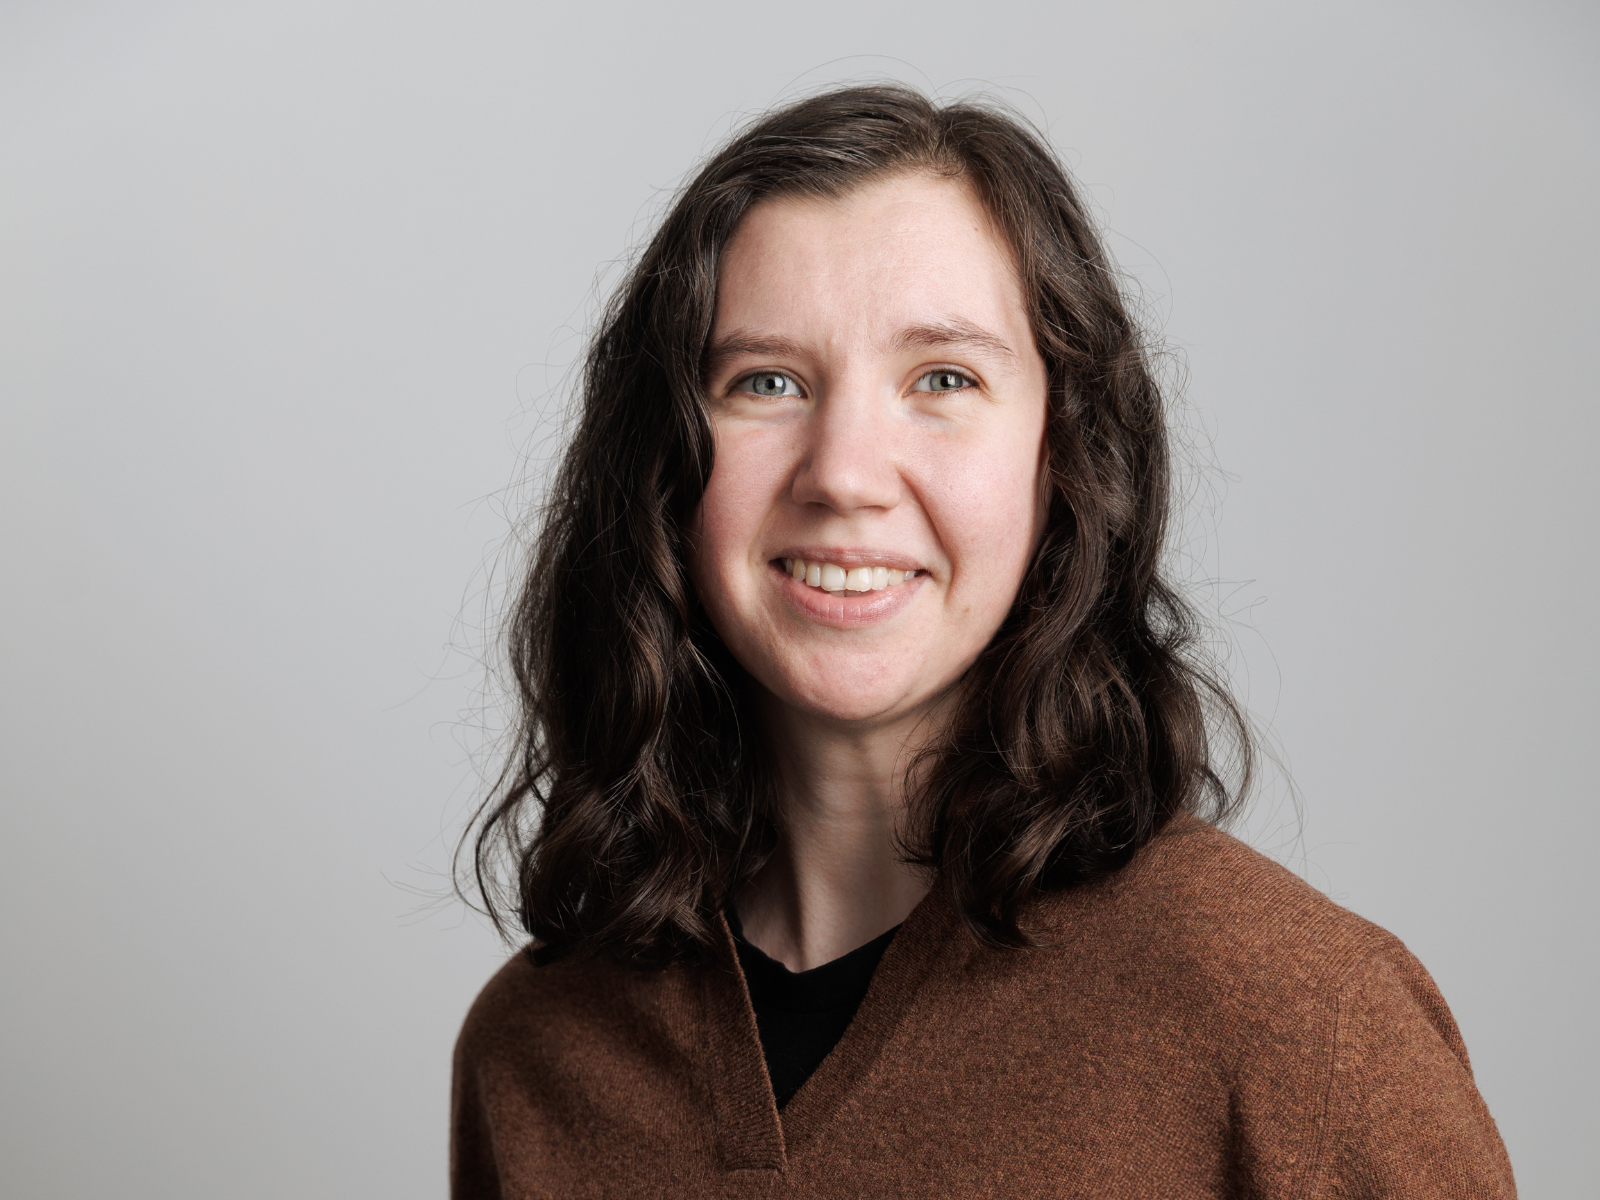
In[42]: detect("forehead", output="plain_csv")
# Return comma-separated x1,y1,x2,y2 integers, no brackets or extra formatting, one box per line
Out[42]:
713,173,1028,345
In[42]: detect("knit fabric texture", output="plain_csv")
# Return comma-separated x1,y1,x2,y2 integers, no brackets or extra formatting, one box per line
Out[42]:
451,814,1516,1198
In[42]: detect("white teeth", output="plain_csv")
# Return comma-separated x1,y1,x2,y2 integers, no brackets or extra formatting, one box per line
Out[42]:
782,559,917,594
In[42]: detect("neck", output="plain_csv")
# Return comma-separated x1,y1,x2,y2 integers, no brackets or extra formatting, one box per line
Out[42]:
733,695,943,972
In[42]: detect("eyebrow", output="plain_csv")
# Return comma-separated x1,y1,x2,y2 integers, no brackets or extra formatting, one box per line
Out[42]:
891,318,1017,361
704,333,811,380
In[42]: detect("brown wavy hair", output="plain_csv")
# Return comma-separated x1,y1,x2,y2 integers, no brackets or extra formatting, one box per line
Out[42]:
462,84,1251,966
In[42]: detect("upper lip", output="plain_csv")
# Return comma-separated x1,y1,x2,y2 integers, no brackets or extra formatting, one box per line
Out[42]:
772,547,925,571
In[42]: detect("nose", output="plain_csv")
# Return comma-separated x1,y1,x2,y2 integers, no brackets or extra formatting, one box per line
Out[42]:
790,385,902,514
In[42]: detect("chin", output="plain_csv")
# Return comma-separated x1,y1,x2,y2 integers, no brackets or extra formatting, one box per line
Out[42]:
772,671,942,728
798,696,906,726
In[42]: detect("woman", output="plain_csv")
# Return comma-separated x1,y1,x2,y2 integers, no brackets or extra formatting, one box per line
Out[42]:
453,86,1514,1197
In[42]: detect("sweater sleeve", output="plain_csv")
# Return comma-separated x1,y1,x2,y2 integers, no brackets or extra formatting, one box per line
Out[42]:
1306,941,1516,1199
450,1018,505,1200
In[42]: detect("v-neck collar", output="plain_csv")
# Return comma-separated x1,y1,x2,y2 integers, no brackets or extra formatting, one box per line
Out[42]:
727,905,900,1015
701,884,971,1173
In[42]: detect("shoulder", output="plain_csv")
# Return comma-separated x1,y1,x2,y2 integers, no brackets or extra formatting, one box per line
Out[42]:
454,945,640,1065
450,947,725,1191
1038,811,1408,995
1016,812,1470,1067
453,947,542,1062
1010,816,1512,1191
453,942,713,1094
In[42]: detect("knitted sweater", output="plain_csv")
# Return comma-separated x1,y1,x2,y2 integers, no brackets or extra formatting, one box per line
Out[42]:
451,814,1515,1197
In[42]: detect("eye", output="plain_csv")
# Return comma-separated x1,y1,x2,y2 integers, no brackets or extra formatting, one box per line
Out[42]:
911,369,976,393
739,371,803,398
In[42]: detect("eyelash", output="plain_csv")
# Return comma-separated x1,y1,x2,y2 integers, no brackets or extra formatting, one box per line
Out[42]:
733,367,979,398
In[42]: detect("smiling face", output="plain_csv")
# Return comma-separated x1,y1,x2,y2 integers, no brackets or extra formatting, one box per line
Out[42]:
689,171,1050,732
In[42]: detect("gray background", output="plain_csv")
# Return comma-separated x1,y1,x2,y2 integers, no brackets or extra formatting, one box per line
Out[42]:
2,1,1594,1196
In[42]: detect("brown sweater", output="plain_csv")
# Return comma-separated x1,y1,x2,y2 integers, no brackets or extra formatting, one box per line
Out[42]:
451,815,1515,1197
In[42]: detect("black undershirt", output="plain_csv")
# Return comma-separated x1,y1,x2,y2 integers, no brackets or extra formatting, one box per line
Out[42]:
727,907,900,1110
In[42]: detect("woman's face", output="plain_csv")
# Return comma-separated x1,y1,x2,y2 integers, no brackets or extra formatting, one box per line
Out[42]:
690,172,1050,730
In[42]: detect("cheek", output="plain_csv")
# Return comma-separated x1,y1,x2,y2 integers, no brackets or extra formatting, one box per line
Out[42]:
690,426,788,595
935,426,1048,591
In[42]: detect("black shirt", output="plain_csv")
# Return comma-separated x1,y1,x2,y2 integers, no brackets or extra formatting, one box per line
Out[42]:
727,907,901,1110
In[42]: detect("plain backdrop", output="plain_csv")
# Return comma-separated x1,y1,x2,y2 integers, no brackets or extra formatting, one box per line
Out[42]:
2,1,1595,1196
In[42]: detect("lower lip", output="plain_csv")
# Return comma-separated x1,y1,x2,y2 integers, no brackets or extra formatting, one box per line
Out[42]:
773,562,925,627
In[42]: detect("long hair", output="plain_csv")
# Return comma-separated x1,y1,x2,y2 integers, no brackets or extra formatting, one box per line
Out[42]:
462,84,1251,966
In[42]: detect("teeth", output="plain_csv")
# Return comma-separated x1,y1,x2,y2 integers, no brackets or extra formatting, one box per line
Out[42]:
781,558,917,594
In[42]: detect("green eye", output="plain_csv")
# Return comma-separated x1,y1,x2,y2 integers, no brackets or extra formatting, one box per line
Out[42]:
747,372,799,397
913,369,975,393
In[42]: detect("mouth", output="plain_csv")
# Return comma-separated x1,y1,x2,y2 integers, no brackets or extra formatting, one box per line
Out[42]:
776,556,925,595
767,553,927,628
